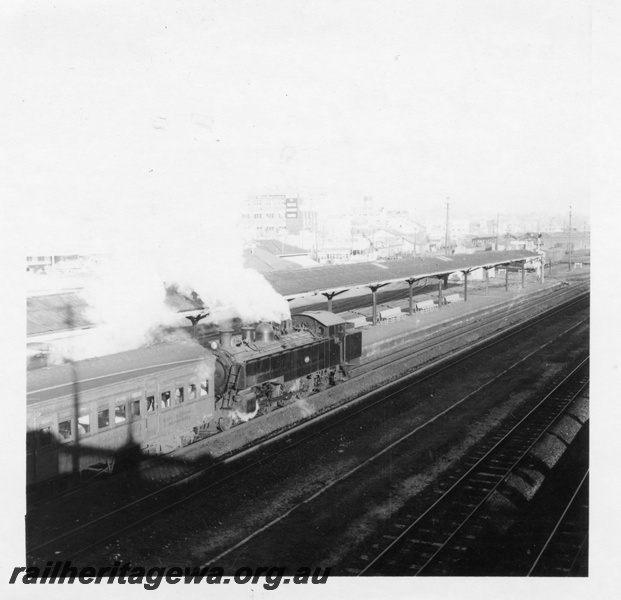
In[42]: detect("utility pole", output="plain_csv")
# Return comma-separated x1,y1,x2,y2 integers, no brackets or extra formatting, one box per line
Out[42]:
537,222,544,284
568,205,572,271
495,213,500,251
444,200,450,254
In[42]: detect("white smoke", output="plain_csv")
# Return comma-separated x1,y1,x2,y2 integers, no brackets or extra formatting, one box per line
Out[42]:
55,205,290,361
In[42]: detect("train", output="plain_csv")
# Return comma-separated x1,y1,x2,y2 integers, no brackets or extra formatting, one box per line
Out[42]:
26,310,362,487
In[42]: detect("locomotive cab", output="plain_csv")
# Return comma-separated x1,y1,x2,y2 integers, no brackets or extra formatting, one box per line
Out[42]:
292,311,347,340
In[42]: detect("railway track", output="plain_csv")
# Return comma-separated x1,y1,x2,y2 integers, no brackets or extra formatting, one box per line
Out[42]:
26,290,588,566
526,470,589,576
354,358,589,576
27,282,587,513
354,282,589,377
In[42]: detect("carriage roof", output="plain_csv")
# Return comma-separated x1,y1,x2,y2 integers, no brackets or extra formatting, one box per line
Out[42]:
27,340,213,405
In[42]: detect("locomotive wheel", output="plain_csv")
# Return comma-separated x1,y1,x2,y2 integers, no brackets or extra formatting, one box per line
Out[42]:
217,416,232,432
259,403,273,415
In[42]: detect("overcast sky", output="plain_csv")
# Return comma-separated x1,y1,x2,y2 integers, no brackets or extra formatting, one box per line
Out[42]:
5,0,592,250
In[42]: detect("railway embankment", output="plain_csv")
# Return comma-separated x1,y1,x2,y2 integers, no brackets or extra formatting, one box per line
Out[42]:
483,395,589,534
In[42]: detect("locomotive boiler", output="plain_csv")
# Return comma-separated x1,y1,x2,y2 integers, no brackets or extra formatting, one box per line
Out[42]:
207,310,362,431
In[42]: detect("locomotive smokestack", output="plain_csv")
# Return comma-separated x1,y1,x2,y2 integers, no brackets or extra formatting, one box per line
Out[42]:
241,325,255,343
218,328,234,350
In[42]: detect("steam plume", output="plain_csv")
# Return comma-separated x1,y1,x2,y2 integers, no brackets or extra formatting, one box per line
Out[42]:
58,211,289,361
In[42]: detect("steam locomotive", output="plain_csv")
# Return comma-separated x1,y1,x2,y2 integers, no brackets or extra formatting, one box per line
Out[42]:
27,311,362,486
209,310,362,430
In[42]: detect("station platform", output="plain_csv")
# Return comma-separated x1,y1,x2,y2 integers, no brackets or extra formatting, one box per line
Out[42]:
341,276,582,362
166,271,590,465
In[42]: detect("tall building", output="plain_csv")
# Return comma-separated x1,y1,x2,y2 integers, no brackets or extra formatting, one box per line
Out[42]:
240,193,317,245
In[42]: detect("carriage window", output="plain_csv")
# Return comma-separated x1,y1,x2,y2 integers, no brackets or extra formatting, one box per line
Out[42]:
189,384,197,400
175,387,184,404
98,409,110,429
58,420,72,440
200,380,209,396
78,414,91,435
115,405,127,424
161,391,171,409
146,396,155,412
131,400,141,418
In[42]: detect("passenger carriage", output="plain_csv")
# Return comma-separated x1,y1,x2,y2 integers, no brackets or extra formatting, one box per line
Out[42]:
26,341,215,486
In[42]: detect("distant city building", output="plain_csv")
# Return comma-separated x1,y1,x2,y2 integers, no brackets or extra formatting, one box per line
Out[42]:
26,254,101,274
240,193,318,244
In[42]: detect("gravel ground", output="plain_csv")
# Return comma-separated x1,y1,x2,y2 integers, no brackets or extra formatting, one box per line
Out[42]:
69,295,589,571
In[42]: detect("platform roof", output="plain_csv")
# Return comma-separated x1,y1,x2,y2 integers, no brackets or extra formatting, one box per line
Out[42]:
27,293,91,337
262,250,540,299
27,250,539,338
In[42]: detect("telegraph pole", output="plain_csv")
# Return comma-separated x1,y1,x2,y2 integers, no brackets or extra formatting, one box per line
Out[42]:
568,205,572,271
444,201,450,254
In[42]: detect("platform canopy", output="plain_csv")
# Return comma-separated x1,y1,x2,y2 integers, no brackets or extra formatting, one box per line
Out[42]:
27,250,540,339
262,250,540,300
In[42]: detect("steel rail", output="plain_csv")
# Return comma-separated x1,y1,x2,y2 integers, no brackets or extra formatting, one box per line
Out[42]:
198,331,589,569
357,358,589,576
355,285,588,375
27,294,589,563
27,286,587,511
526,469,589,576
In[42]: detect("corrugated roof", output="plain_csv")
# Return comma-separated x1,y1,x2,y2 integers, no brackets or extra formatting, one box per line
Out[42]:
262,250,539,298
27,288,202,337
27,293,92,336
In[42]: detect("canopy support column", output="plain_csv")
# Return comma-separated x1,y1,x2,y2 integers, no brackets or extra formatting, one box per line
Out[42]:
462,270,469,302
321,289,348,313
405,278,418,316
437,276,447,308
368,283,391,325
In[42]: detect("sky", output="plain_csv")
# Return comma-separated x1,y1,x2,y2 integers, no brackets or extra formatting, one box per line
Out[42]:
4,0,593,252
